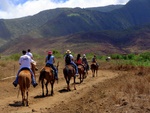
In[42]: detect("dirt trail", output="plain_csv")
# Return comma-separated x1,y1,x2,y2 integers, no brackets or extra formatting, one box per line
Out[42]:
0,69,120,113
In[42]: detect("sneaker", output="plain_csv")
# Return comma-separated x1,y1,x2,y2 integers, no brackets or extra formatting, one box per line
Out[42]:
33,83,38,88
75,73,79,77
13,82,17,87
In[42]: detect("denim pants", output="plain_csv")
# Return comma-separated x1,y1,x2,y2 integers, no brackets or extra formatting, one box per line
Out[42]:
70,61,79,74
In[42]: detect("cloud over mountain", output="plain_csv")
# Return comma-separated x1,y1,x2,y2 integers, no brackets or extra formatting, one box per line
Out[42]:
0,0,129,19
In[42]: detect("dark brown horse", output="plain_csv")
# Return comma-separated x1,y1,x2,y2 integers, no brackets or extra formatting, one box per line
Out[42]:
63,64,76,91
90,63,99,77
39,62,59,96
78,64,86,83
18,69,32,106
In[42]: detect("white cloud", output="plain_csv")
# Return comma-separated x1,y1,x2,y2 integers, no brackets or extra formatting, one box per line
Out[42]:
0,0,130,19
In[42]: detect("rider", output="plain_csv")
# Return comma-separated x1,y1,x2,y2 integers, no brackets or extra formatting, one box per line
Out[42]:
92,55,98,66
64,50,79,76
26,49,38,70
45,51,58,80
26,49,33,59
76,54,86,72
13,50,38,87
82,54,89,71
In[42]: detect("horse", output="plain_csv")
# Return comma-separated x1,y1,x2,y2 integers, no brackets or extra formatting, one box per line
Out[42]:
18,68,32,106
63,64,76,91
78,64,86,83
31,60,39,79
17,61,37,106
90,63,99,77
39,62,59,96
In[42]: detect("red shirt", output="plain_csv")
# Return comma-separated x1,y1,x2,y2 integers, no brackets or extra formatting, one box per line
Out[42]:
76,58,82,65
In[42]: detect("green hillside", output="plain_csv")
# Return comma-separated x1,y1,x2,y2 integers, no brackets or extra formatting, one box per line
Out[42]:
0,0,150,55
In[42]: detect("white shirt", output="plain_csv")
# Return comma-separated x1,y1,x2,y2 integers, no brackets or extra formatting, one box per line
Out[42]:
26,52,33,59
19,54,32,69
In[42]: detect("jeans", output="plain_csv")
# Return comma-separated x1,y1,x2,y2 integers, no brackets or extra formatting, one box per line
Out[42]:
70,61,78,74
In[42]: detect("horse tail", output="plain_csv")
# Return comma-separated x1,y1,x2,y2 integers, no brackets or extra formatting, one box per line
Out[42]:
63,66,69,76
17,75,27,98
39,70,45,83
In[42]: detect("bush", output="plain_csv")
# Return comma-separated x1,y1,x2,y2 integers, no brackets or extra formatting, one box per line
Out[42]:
7,53,21,61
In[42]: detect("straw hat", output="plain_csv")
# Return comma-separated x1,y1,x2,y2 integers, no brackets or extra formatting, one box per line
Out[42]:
66,50,71,54
83,54,86,57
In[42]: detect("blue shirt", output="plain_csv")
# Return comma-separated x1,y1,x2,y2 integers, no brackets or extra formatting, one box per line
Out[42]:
46,55,54,64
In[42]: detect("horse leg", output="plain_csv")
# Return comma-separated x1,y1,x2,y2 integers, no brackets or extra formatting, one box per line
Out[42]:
80,73,82,83
96,70,98,77
41,80,44,97
93,70,96,77
65,76,70,91
45,82,48,96
50,81,54,96
73,76,76,90
26,90,29,106
21,90,25,106
67,79,70,91
92,70,94,77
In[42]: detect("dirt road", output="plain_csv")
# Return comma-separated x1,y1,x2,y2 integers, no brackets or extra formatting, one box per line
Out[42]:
0,68,122,113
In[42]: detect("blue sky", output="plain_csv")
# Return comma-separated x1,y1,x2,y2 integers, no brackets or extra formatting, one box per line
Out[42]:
0,0,130,19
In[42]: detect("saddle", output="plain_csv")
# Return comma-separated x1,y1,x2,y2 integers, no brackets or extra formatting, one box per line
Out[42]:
77,64,85,69
19,67,33,78
45,63,55,74
66,64,76,70
20,67,30,71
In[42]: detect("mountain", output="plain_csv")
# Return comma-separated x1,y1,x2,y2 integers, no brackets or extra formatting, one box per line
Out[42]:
0,0,150,55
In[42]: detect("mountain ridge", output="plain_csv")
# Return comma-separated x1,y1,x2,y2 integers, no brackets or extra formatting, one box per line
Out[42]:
0,0,150,55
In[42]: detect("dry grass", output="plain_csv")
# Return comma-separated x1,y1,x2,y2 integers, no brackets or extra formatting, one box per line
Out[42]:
101,67,150,113
0,58,150,113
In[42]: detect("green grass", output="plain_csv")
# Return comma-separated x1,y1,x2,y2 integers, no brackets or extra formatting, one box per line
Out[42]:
1,52,149,67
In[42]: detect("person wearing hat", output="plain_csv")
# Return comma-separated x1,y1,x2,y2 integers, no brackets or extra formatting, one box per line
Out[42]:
13,50,38,87
65,50,79,76
45,51,58,80
82,54,89,71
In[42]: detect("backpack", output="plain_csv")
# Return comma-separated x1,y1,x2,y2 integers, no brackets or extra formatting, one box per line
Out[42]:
65,54,71,64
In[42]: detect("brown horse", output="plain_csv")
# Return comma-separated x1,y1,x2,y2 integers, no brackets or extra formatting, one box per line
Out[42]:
31,61,39,79
18,69,32,106
39,62,59,96
63,64,76,91
78,64,86,83
90,63,99,77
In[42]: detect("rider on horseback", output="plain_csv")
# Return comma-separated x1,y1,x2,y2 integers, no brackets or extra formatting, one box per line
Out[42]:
26,49,38,71
76,54,86,73
92,55,99,66
45,51,58,80
82,54,89,71
13,50,38,87
65,50,79,76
